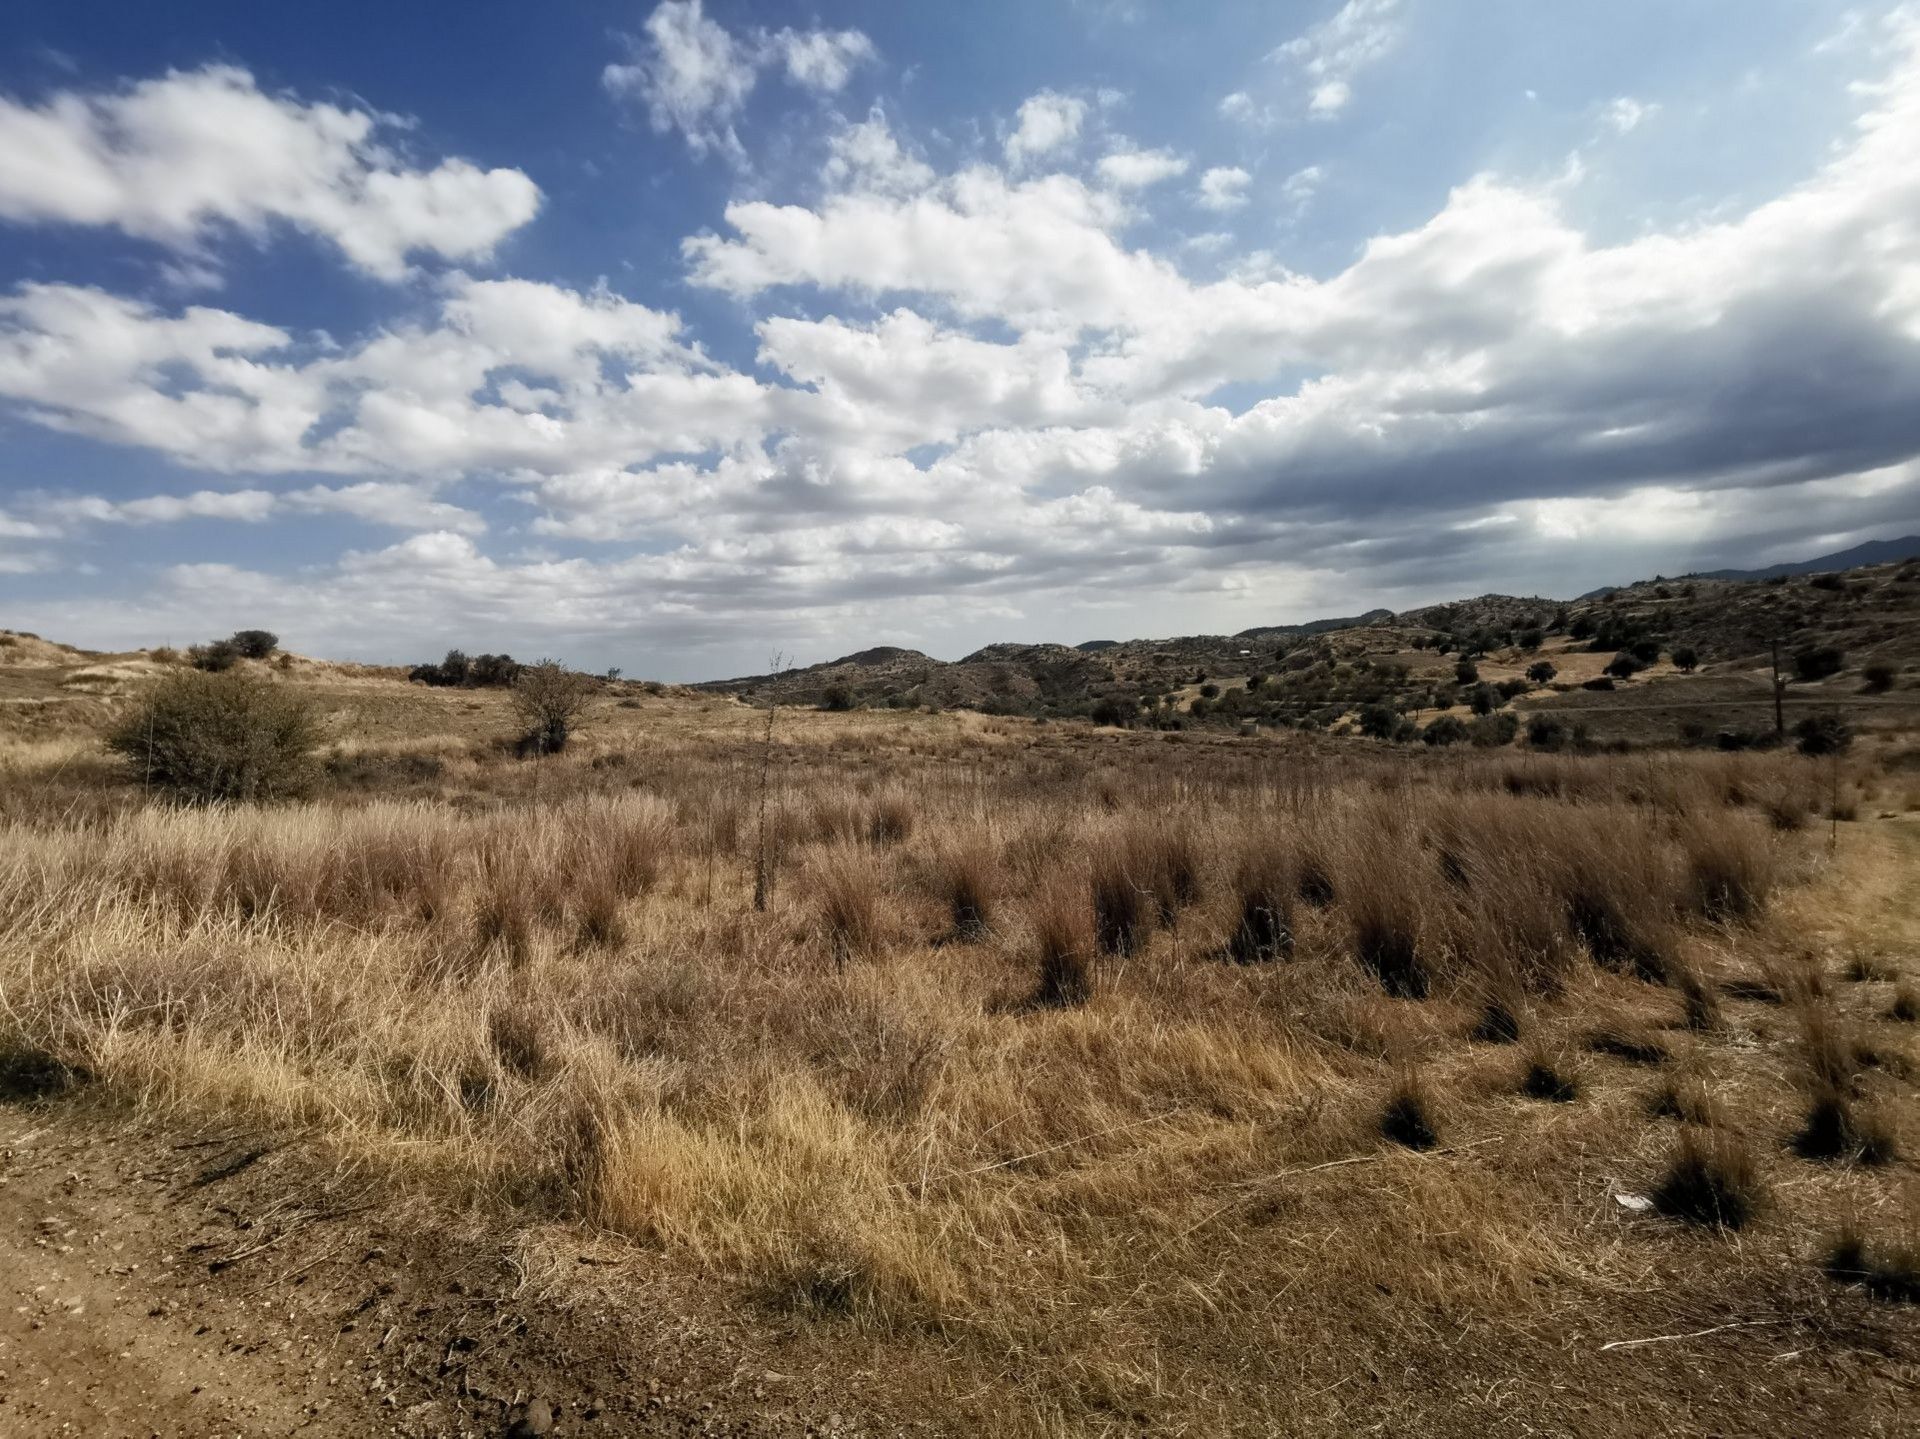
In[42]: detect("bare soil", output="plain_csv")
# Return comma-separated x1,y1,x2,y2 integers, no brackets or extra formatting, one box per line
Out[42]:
0,1106,940,1437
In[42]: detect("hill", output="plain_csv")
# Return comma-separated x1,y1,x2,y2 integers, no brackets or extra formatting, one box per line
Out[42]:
691,552,1920,747
1690,534,1920,583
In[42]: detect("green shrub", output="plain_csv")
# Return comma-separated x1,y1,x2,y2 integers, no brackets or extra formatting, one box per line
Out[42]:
1793,646,1845,682
1454,659,1479,685
1672,646,1699,673
1863,662,1896,694
1794,714,1853,757
188,639,240,672
227,629,279,660
1470,712,1519,747
1422,715,1469,746
1357,703,1397,740
1605,652,1646,679
108,669,321,802
1525,714,1566,751
1525,660,1557,684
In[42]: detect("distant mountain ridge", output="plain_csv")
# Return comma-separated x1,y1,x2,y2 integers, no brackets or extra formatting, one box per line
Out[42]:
1685,535,1920,583
697,534,1920,709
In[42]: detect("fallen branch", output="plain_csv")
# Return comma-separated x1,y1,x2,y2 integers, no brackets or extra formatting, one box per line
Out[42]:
1600,1317,1797,1352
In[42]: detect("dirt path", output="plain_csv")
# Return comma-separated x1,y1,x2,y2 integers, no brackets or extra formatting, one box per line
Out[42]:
0,1107,933,1438
0,1114,369,1436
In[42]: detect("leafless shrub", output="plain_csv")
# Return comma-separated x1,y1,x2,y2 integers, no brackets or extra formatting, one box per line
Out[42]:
510,659,597,756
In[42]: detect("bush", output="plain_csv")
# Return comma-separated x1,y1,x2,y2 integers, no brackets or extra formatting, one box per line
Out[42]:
511,660,596,755
469,653,521,688
1525,660,1557,685
820,684,856,712
227,629,279,660
1628,638,1661,664
1517,628,1543,651
1793,646,1845,682
1863,662,1896,693
1580,676,1615,691
409,649,522,688
107,669,321,802
1605,652,1646,679
1422,715,1468,747
1469,712,1519,747
1088,696,1132,728
1526,714,1567,751
1672,646,1699,673
1468,683,1499,715
1794,714,1853,757
1357,703,1397,740
1454,659,1479,685
189,639,240,672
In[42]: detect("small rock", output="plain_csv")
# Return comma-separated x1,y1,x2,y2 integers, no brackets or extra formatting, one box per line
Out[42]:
507,1396,556,1437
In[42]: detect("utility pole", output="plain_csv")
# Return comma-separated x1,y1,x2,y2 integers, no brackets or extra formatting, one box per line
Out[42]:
1770,635,1785,740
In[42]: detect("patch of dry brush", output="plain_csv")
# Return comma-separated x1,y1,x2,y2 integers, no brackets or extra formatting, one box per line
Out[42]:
1,718,1910,1427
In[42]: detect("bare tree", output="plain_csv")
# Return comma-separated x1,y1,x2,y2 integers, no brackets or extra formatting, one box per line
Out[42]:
511,659,596,755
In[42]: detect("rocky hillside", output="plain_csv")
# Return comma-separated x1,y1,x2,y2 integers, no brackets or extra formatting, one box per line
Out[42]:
695,551,1920,740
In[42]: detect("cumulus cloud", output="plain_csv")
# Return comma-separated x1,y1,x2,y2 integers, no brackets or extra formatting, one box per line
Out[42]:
1273,0,1405,118
603,0,876,158
773,27,877,92
0,273,758,476
1096,147,1188,189
1004,92,1088,167
1195,165,1251,212
821,111,935,195
0,65,540,279
7,12,1920,671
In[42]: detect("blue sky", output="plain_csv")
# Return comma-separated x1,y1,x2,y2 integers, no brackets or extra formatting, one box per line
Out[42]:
1,1,1917,678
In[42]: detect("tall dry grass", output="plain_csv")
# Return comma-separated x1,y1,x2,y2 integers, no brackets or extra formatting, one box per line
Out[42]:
0,726,1868,1424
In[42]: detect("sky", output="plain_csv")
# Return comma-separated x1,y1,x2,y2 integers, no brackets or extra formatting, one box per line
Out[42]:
1,1,1918,679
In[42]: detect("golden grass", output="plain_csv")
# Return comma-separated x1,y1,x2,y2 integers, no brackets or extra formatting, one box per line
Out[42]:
1,689,1916,1429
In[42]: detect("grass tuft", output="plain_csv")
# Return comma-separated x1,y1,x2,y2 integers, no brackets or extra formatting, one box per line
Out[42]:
1825,1225,1920,1303
1031,878,1095,1008
1519,1042,1580,1103
1652,1131,1764,1229
1380,1071,1441,1150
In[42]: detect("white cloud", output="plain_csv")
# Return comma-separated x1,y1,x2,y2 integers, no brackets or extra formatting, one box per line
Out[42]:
821,111,935,195
0,65,540,280
1005,91,1088,166
1096,147,1189,189
1280,163,1324,214
1273,0,1405,118
1218,91,1261,126
8,12,1920,670
773,27,877,92
1196,166,1252,212
603,1,876,158
1604,96,1658,134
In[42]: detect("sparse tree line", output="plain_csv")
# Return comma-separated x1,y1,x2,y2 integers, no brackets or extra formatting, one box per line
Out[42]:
113,647,604,801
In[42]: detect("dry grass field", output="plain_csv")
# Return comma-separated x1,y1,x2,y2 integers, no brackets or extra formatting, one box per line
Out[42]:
2,656,1918,1434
